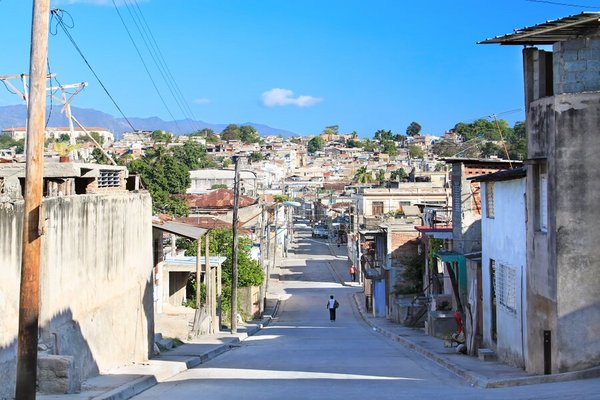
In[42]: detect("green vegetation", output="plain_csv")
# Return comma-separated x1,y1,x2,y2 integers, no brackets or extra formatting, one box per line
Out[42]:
408,145,425,159
406,121,422,137
129,148,190,216
307,136,325,154
353,166,372,184
390,168,407,181
0,134,24,154
220,124,261,143
250,151,264,162
178,229,264,319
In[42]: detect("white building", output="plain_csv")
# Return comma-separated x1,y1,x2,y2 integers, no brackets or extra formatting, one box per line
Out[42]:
476,167,527,368
2,127,114,145
187,169,258,196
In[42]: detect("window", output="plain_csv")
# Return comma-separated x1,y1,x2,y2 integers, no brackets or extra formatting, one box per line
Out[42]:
372,201,384,216
486,182,495,218
536,162,548,232
98,170,120,188
496,263,517,314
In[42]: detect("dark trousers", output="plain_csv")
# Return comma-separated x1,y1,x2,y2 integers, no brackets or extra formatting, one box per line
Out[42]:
329,308,336,321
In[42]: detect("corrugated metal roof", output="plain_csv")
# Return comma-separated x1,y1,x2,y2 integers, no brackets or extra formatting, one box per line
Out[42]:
480,12,600,45
152,221,207,240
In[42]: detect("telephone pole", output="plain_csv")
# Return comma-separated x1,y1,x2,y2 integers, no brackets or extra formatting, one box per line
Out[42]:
16,1,51,399
230,155,241,333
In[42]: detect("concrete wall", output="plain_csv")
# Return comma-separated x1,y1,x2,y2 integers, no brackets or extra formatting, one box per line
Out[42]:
481,179,527,368
553,34,600,95
526,92,600,373
0,192,153,398
451,163,482,254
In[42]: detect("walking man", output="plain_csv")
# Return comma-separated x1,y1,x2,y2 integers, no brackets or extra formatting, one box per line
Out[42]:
326,295,339,322
349,265,357,282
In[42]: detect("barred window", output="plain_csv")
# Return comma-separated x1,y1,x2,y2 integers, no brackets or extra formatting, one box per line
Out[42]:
495,263,517,314
98,170,120,188
486,182,495,218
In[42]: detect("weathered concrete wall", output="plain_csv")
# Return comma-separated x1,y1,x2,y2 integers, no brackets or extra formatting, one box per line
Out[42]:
526,92,600,373
481,179,527,368
553,34,600,95
0,192,153,398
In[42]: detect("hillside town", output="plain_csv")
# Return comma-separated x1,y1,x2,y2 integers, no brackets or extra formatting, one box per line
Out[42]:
1,8,600,400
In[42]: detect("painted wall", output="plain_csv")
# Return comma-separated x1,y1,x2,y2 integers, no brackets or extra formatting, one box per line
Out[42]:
0,192,153,398
481,178,527,368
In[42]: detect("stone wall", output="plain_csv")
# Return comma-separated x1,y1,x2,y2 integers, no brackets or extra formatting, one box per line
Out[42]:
0,192,153,397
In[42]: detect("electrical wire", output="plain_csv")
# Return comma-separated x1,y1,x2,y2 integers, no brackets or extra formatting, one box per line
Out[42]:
46,59,53,128
525,0,600,8
122,0,198,132
109,0,184,134
129,0,201,131
50,8,137,132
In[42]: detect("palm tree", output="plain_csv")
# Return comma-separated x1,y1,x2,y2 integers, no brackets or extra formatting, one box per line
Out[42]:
353,166,372,184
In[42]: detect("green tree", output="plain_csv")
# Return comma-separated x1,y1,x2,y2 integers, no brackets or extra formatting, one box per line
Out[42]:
190,128,219,143
239,125,261,143
223,158,232,168
221,124,241,141
151,130,172,143
128,146,190,216
406,121,422,137
250,151,264,162
382,141,397,156
346,139,361,148
180,229,264,318
453,118,510,142
58,133,71,142
91,147,112,164
172,142,216,170
408,145,425,159
374,129,393,142
307,136,325,154
480,142,502,158
361,139,377,152
353,166,372,184
391,168,407,181
376,169,386,183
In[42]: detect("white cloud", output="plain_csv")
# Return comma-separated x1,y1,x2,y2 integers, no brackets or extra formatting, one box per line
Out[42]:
261,88,322,108
193,98,210,105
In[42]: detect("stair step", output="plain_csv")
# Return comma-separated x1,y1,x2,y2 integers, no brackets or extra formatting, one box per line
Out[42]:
478,348,497,361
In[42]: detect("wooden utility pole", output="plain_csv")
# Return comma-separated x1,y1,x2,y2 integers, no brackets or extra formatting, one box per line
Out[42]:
16,1,50,398
230,155,241,333
196,238,202,308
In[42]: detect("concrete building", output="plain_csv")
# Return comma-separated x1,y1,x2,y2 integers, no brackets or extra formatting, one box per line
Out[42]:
0,162,152,396
187,169,258,196
2,126,115,144
473,168,527,368
482,12,600,374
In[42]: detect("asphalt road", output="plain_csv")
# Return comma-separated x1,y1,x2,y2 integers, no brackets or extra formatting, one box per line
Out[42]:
134,223,600,400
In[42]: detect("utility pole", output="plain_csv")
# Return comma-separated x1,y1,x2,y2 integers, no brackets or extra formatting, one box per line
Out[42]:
230,155,241,333
16,1,50,399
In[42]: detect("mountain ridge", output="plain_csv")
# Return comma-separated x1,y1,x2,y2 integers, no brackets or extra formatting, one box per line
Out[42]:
0,104,300,138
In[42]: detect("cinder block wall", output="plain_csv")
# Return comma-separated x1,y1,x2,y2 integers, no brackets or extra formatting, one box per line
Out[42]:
0,192,153,398
553,34,600,94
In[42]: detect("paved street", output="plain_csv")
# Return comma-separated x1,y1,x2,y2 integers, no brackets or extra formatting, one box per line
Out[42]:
133,224,600,400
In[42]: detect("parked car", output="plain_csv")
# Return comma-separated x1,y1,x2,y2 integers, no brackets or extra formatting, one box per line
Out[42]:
312,225,329,238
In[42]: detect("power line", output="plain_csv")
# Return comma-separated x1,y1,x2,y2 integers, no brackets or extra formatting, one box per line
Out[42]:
110,0,184,134
122,0,199,132
129,0,202,132
525,0,600,8
50,9,137,132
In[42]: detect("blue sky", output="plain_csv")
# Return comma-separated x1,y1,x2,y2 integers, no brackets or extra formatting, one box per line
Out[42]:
0,1,594,136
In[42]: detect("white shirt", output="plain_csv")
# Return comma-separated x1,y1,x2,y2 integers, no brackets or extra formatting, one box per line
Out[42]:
328,299,336,309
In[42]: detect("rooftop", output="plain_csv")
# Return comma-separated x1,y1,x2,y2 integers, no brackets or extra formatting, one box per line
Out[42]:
479,12,600,45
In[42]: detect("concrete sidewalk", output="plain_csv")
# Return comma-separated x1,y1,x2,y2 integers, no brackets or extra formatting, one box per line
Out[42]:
325,240,600,389
38,299,280,400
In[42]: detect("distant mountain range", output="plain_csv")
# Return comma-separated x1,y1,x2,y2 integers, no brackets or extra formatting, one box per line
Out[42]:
0,104,300,139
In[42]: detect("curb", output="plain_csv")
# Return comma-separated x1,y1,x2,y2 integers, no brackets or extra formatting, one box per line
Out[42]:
352,293,600,389
88,301,280,400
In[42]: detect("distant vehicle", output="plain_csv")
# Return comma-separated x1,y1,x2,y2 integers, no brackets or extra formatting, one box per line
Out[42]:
312,225,329,239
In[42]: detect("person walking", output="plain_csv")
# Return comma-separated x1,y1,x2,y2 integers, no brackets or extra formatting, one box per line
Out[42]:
349,265,357,282
326,295,339,322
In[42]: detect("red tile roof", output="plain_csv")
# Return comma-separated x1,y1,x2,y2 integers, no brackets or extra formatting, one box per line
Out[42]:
186,188,257,209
